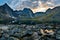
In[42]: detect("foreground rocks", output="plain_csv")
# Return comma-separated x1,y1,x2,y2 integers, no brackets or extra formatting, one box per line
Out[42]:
0,24,58,40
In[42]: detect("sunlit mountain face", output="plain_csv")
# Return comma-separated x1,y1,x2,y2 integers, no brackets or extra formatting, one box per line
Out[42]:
0,0,60,13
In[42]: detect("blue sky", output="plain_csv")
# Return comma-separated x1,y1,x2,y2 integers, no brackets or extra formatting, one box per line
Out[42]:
0,0,6,5
0,0,60,12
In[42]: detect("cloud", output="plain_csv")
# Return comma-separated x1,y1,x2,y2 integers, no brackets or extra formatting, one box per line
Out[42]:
30,0,55,12
17,0,39,10
13,0,55,11
0,0,60,12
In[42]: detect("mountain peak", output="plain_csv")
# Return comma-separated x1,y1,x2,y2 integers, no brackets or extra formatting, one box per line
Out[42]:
4,3,8,6
45,8,52,14
53,6,60,10
46,8,51,11
23,8,32,11
2,3,9,7
23,8,33,13
0,3,13,11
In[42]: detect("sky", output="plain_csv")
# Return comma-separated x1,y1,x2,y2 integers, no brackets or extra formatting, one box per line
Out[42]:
0,0,60,13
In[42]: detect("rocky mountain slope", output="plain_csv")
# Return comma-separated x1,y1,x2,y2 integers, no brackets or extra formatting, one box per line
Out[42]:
0,3,60,24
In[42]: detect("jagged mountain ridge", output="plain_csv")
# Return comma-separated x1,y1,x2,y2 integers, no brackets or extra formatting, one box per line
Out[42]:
42,6,60,22
0,3,60,24
0,3,15,23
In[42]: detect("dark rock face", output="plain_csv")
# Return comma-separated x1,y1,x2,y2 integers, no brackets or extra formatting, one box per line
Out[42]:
34,12,45,17
23,8,33,18
13,8,34,18
0,3,13,17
